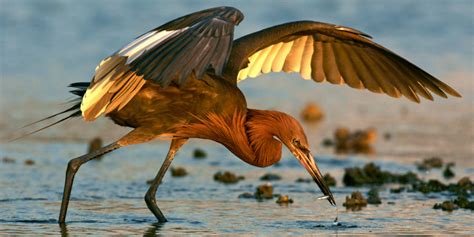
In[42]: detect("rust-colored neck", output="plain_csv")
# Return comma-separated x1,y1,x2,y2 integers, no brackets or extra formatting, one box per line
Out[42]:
175,109,282,167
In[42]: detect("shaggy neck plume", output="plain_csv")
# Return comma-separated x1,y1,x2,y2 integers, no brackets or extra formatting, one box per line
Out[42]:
175,109,284,167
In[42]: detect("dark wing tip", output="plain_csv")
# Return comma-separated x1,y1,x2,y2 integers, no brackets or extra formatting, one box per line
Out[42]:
215,6,244,25
443,84,462,98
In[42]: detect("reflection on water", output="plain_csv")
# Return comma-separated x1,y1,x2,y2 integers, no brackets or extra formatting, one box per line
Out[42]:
142,223,165,237
59,221,166,236
59,223,68,237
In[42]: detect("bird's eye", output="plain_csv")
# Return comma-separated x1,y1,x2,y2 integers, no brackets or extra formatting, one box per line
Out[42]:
293,138,309,152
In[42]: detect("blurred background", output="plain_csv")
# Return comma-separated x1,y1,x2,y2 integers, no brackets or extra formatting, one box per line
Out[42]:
0,0,473,235
1,0,472,143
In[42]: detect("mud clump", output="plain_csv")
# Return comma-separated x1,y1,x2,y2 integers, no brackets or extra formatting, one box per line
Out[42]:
295,178,312,183
343,163,420,186
450,177,474,196
2,157,15,163
443,162,455,179
414,179,446,193
343,191,367,211
433,201,459,212
24,159,35,166
260,173,282,181
416,157,443,171
214,171,244,184
238,184,278,200
255,183,274,199
433,201,458,212
453,196,474,210
330,127,377,155
88,137,103,159
170,167,187,177
390,187,405,193
367,188,382,204
343,163,389,186
335,127,351,141
323,173,337,187
412,177,474,197
238,192,255,199
433,181,474,212
276,195,294,205
457,177,472,187
300,102,324,122
383,132,392,140
321,138,334,147
397,172,420,185
193,148,207,159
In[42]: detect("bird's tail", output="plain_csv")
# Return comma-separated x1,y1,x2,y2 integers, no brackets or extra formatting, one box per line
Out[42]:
11,82,90,141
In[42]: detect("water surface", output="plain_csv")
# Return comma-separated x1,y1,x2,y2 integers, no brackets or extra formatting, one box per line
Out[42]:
1,0,473,235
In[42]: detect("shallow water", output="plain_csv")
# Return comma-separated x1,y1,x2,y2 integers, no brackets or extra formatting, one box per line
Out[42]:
1,0,473,235
1,140,473,235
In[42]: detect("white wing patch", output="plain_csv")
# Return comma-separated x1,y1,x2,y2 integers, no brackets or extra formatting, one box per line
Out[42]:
118,28,189,63
79,28,191,120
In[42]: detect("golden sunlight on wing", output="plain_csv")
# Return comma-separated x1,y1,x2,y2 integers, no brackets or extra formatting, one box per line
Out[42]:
81,55,146,120
261,43,282,73
248,46,271,77
229,21,461,102
283,36,307,73
300,37,314,80
271,41,294,72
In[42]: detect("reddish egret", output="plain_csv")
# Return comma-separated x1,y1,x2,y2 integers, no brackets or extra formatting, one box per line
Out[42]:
30,6,460,223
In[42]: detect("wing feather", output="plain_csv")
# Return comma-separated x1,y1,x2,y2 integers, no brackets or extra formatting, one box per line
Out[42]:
283,36,307,73
300,36,314,80
311,41,325,82
370,51,430,100
80,7,243,121
341,45,382,93
225,21,460,102
106,73,138,109
389,55,447,98
248,49,266,77
364,50,405,98
117,76,147,111
262,43,282,73
331,43,363,89
272,41,294,72
356,47,402,98
322,42,343,85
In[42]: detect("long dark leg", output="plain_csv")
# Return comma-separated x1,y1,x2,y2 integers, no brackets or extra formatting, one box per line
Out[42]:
58,142,121,223
145,138,187,222
58,128,157,224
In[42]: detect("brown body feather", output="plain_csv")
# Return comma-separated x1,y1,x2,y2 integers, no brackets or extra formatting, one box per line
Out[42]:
107,72,302,168
175,109,288,167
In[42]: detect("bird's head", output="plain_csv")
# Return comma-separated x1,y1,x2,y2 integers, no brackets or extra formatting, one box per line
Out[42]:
271,112,336,206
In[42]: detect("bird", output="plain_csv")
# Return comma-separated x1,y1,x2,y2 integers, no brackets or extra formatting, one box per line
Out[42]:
27,6,461,224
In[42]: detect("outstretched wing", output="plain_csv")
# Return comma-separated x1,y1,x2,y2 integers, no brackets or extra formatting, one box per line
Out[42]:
223,21,460,102
81,6,243,121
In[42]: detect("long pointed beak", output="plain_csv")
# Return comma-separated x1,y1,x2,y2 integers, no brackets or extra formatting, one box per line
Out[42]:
294,150,336,206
